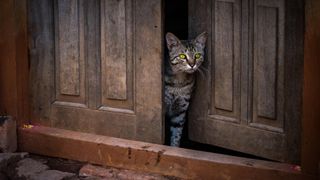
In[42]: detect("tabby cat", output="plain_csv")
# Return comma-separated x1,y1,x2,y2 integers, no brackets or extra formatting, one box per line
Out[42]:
165,32,207,147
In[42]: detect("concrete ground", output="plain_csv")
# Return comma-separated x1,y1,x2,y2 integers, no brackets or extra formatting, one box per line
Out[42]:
0,152,181,180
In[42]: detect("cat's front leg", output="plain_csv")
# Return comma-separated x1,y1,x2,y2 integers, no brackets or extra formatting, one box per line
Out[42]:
169,96,189,147
170,112,186,147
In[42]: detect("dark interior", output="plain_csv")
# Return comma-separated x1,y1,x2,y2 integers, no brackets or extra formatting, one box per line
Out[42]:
164,0,188,39
164,0,270,161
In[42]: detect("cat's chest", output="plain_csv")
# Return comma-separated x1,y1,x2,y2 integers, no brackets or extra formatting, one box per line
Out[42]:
165,82,194,95
165,72,194,88
165,76,194,100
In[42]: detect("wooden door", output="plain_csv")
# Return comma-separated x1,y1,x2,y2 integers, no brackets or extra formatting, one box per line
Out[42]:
189,0,304,163
28,0,163,143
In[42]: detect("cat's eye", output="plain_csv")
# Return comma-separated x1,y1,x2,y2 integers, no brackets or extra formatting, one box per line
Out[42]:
195,53,201,59
179,54,187,59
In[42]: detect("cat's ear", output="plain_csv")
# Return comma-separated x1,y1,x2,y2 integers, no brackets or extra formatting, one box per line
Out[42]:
166,32,181,51
194,32,208,49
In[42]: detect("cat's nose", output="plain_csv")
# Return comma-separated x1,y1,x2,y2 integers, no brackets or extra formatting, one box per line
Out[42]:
189,62,195,68
188,60,195,68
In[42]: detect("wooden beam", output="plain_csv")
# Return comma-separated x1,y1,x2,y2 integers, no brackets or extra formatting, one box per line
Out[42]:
302,0,320,177
18,126,313,180
0,0,19,117
0,0,29,125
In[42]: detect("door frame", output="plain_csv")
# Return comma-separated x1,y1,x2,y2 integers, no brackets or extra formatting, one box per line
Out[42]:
0,0,319,178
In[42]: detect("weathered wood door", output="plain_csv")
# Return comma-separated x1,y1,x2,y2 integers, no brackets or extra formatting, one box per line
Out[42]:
189,0,304,163
28,0,163,143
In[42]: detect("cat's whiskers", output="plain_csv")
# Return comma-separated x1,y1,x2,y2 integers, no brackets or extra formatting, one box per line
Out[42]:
197,67,206,79
199,66,209,74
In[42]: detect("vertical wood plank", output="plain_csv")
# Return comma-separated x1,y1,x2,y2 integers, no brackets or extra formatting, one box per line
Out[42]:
56,0,80,96
214,1,235,111
100,0,134,111
28,0,55,125
101,0,127,100
255,6,277,119
0,0,18,117
85,0,100,109
210,0,241,121
188,0,212,141
284,0,304,165
15,0,30,125
0,0,30,125
302,0,320,175
240,0,249,124
53,0,86,106
252,0,285,130
135,0,163,143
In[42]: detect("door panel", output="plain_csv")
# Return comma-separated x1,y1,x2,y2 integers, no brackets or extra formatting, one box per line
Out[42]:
251,0,285,132
189,0,303,163
28,0,163,143
211,0,241,122
100,0,134,111
54,0,86,106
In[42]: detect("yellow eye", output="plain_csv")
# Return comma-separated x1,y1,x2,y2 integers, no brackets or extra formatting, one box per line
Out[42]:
195,53,201,59
179,54,186,59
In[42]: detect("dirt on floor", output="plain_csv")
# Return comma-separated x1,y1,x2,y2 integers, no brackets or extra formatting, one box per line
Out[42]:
0,152,182,180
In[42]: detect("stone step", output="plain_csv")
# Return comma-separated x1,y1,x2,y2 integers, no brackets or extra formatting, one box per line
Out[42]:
79,164,175,180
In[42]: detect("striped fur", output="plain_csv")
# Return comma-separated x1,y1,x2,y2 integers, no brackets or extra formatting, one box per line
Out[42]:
165,32,207,147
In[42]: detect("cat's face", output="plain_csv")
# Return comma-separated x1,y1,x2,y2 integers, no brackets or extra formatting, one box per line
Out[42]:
166,32,207,74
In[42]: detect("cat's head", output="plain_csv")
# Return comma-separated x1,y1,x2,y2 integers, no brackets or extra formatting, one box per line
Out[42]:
166,32,207,74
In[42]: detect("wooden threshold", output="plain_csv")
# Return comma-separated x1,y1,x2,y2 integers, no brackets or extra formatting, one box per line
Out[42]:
18,125,311,180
